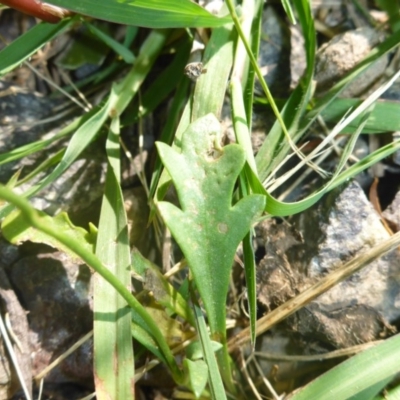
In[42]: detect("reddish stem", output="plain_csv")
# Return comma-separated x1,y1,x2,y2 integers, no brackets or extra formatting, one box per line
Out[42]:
0,0,73,23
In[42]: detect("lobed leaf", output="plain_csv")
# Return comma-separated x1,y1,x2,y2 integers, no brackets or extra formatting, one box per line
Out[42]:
156,113,265,338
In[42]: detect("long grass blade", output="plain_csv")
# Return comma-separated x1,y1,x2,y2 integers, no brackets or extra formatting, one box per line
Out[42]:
44,0,230,28
93,117,135,400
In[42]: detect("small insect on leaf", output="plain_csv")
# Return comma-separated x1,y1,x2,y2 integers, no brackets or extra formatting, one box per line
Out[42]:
184,62,207,81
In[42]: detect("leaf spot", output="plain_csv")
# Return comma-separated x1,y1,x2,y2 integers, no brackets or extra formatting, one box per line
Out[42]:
217,223,228,234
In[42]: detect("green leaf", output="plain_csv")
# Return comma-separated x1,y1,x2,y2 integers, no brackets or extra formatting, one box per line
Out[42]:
56,22,110,69
130,318,167,365
280,0,296,24
131,248,195,326
44,0,230,28
192,24,235,121
186,341,223,361
84,21,135,64
321,98,400,134
255,0,316,181
93,117,135,400
1,210,96,262
192,300,226,400
0,18,74,77
291,334,400,400
184,359,209,399
156,113,266,338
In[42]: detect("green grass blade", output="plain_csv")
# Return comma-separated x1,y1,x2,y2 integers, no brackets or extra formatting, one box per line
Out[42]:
84,21,135,64
0,99,112,220
0,18,75,77
113,29,169,112
148,77,190,200
230,77,259,344
192,300,227,400
230,78,258,174
291,334,400,400
0,115,83,166
44,0,230,28
329,138,400,191
241,232,257,344
14,149,64,187
242,0,263,127
192,24,235,121
138,35,192,118
0,29,167,220
301,27,400,134
226,0,307,170
280,0,296,24
321,98,400,134
255,0,316,181
31,98,113,192
93,117,135,400
130,319,167,365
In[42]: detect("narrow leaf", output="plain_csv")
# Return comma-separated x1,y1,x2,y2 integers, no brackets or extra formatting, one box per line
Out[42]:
291,334,400,400
0,18,74,77
44,0,230,28
94,117,135,400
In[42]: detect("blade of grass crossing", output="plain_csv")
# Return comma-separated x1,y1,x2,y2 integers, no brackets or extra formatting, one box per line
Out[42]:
192,24,235,121
230,77,259,344
84,21,135,64
280,0,296,24
113,29,169,113
148,77,190,199
192,297,227,400
226,0,311,171
94,116,135,399
301,28,400,133
0,29,168,220
0,99,113,220
242,0,263,128
0,18,75,77
0,115,82,166
44,0,231,28
291,334,400,400
255,0,316,181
